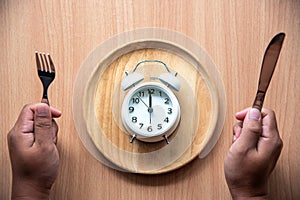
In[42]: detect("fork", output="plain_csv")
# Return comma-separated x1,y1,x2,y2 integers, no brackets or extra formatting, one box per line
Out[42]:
35,51,56,105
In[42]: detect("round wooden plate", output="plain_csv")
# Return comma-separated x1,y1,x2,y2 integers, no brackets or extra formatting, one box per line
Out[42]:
73,29,226,174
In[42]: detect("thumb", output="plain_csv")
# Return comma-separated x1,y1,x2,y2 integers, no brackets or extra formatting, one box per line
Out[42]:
34,103,53,145
238,108,262,149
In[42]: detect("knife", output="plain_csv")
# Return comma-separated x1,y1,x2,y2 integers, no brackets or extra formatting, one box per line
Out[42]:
252,32,285,111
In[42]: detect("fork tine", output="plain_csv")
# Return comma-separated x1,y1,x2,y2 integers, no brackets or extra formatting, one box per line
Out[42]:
39,53,46,71
35,51,42,71
43,53,49,72
48,54,55,73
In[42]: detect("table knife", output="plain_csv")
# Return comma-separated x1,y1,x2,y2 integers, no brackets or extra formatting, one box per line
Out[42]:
253,32,285,111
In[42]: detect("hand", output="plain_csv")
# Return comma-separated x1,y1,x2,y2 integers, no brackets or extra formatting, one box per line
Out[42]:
7,103,62,200
224,108,283,200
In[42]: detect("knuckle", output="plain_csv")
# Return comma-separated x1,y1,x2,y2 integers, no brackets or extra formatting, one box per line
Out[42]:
269,110,277,120
271,129,282,147
262,107,275,114
229,145,248,157
276,137,283,150
22,103,33,111
35,120,52,130
268,108,276,114
270,136,283,153
248,123,262,135
22,104,30,110
7,129,14,144
52,120,58,130
7,128,18,147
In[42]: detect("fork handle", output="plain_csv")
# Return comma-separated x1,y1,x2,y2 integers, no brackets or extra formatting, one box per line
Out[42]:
41,83,50,105
41,98,50,105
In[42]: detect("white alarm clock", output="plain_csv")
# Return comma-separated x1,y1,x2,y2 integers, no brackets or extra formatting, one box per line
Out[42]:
121,60,181,143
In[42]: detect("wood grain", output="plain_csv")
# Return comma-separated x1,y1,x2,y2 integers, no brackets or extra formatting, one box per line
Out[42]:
85,47,215,173
1,0,299,199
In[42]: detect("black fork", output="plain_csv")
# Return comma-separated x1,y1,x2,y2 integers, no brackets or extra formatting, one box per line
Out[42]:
35,51,56,105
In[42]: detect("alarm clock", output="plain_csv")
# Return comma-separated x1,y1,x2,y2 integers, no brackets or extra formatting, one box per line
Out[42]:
121,60,181,143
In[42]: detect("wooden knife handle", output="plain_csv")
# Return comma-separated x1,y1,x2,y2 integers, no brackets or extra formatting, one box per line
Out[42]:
252,91,265,111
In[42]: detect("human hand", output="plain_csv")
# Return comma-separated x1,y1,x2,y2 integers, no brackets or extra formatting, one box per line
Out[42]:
224,108,283,200
7,103,61,200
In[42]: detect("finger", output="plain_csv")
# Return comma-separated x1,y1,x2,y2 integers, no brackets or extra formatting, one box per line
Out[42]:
33,103,53,145
14,104,35,133
235,108,262,149
50,106,62,118
261,108,279,137
233,121,243,139
15,104,60,132
235,107,250,121
257,109,283,156
52,119,58,144
8,104,37,149
7,127,35,149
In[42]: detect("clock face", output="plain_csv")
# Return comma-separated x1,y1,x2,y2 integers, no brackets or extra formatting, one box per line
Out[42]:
121,82,180,142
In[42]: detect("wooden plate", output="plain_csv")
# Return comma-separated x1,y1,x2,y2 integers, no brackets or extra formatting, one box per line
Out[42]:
73,29,226,174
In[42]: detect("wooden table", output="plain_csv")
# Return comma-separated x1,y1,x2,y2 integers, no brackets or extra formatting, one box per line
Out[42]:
1,1,299,199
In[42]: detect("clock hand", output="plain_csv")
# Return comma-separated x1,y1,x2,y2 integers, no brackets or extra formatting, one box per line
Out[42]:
135,95,152,123
148,93,153,124
136,95,148,108
149,92,152,108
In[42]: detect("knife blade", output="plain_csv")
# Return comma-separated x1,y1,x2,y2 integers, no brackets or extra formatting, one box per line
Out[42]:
252,32,285,111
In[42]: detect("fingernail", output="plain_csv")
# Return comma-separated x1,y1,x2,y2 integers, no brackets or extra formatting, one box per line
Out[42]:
249,108,261,121
37,105,50,116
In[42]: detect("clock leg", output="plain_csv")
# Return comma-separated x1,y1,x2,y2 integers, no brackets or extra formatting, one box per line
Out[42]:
163,135,170,144
130,134,136,143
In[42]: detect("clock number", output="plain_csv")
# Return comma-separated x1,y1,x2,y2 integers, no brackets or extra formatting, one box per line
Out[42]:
132,98,140,104
129,106,134,113
139,123,144,129
132,117,137,123
164,98,170,104
164,117,169,123
159,91,163,96
147,126,153,132
148,89,155,94
138,91,145,97
157,124,162,130
168,108,172,114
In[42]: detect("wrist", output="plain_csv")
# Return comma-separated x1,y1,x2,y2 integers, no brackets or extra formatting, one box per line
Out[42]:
233,196,270,200
11,178,51,200
230,188,270,200
231,191,270,200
